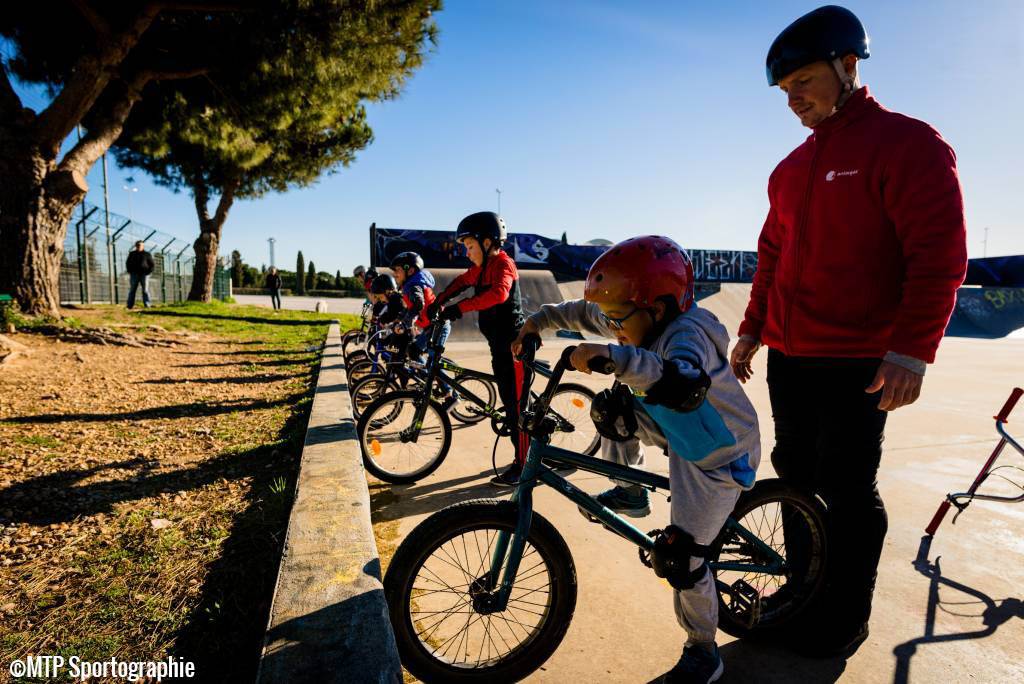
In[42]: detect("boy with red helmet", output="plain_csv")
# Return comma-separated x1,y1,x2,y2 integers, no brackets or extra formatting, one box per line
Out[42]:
513,235,761,682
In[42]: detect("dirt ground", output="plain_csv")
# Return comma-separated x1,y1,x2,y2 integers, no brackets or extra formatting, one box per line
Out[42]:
0,303,348,682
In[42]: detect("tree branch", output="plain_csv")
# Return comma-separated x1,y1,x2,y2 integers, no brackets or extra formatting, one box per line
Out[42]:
69,0,113,41
212,176,240,228
34,0,246,157
57,70,153,179
193,175,211,224
0,63,26,124
34,3,161,157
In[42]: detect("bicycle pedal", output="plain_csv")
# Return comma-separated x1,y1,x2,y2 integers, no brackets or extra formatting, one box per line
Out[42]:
726,579,761,629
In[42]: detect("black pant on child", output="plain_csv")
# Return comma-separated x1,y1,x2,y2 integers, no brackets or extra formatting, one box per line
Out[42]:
488,334,533,466
767,348,889,632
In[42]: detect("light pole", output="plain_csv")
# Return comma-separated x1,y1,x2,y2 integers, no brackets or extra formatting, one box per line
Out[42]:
268,237,276,268
495,188,502,214
122,178,138,223
983,226,989,258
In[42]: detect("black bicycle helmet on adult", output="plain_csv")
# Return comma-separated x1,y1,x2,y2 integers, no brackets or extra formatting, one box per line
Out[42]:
390,251,424,273
766,5,869,86
369,273,398,295
456,211,507,247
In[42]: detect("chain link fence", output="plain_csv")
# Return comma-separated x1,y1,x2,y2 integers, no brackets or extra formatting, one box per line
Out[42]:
59,201,230,305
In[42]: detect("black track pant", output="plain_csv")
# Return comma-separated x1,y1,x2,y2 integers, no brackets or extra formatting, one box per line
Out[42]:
488,334,533,466
767,348,889,630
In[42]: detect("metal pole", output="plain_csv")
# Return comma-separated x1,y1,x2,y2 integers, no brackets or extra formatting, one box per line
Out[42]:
103,154,114,303
268,237,276,268
983,227,989,258
496,188,502,214
76,217,86,304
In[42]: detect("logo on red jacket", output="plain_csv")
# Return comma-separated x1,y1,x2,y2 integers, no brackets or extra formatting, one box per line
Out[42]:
825,169,859,181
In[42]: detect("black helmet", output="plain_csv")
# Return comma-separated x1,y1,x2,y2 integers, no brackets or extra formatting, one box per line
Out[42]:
766,6,869,86
390,251,424,272
369,273,397,294
456,211,507,247
353,265,366,278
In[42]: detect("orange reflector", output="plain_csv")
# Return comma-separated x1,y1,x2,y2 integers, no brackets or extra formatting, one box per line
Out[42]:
572,398,585,408
370,439,382,456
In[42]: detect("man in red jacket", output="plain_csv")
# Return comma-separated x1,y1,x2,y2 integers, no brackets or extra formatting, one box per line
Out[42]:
731,6,967,657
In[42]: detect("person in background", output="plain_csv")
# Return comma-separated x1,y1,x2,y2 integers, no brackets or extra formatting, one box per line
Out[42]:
265,267,282,311
125,240,155,310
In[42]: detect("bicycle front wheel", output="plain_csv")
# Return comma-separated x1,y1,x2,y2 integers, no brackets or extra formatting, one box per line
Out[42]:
547,383,599,456
449,373,496,425
710,478,828,638
385,499,577,683
357,390,452,483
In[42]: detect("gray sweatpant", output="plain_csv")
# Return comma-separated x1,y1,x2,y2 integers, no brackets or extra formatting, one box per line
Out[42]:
602,408,745,644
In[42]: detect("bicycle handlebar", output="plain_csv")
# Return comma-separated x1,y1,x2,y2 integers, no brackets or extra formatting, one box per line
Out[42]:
995,387,1023,423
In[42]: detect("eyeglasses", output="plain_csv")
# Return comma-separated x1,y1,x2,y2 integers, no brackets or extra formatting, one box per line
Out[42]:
600,307,644,331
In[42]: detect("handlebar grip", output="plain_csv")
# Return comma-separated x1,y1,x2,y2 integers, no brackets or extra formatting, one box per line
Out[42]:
518,333,542,361
587,356,615,375
995,387,1023,423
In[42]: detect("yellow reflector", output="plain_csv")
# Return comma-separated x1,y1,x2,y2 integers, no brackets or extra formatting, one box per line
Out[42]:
572,398,585,408
370,439,382,456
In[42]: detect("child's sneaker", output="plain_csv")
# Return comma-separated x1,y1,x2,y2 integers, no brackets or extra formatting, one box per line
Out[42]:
664,642,723,684
579,485,650,520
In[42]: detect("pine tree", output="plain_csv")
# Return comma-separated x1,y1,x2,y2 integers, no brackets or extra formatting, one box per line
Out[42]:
295,252,306,295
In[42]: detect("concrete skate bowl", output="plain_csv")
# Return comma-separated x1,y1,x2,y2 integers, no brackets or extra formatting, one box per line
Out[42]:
431,268,566,341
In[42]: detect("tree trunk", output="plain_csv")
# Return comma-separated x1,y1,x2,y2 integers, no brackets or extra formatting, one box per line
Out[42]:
187,176,238,302
0,119,88,317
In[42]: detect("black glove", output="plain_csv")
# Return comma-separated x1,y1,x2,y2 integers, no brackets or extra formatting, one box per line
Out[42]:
440,305,462,322
426,301,443,320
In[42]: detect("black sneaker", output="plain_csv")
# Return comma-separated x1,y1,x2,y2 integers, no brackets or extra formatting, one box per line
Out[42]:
664,642,723,683
490,464,522,488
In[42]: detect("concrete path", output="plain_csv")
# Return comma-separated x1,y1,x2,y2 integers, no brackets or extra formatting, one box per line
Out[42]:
370,336,1024,683
234,293,367,315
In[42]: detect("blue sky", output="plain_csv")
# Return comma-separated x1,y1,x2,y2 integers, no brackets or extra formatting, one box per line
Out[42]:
12,0,1024,275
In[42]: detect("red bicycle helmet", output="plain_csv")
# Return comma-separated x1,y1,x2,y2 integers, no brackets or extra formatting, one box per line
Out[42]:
584,235,695,313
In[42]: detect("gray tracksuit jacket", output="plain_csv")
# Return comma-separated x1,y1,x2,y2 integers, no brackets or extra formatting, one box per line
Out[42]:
530,300,760,480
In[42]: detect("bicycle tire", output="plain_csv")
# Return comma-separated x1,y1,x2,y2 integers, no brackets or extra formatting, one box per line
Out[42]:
710,478,828,638
385,499,577,683
357,390,452,483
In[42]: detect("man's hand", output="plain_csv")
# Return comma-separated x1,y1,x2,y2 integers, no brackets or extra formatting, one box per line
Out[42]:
865,360,923,411
511,319,541,358
730,337,761,383
570,343,611,374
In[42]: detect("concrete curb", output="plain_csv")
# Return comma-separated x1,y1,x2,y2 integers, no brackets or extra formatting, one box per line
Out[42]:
257,323,402,683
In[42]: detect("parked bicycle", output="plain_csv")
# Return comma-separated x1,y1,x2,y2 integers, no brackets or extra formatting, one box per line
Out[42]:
383,338,829,682
356,322,601,484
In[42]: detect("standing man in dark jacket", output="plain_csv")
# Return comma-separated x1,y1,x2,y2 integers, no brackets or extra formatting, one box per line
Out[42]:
125,241,155,309
730,6,968,657
265,267,282,311
432,212,532,487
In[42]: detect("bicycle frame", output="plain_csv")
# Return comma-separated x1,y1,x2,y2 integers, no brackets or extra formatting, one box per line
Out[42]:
401,322,580,439
480,346,787,610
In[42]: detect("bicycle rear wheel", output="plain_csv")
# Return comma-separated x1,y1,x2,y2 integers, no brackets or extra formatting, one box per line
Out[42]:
710,478,827,638
546,383,599,456
385,499,577,683
342,331,367,358
358,390,452,483
350,373,401,419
